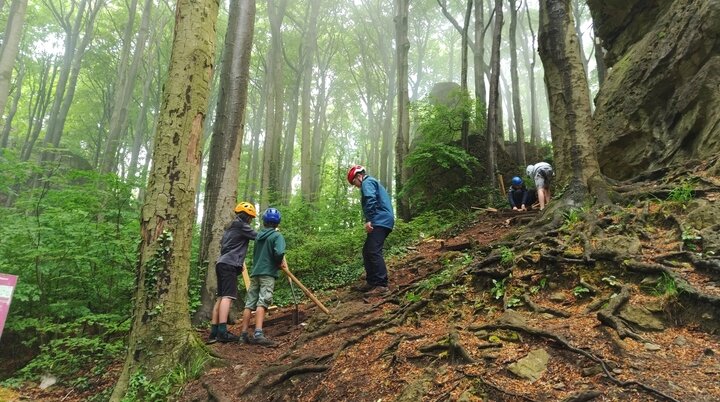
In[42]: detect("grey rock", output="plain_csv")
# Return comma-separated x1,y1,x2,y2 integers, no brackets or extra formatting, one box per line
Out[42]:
508,349,550,382
673,336,688,346
498,310,527,326
644,342,662,351
549,292,566,302
619,305,665,331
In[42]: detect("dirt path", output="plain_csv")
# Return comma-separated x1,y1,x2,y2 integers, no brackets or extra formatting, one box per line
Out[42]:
179,205,720,402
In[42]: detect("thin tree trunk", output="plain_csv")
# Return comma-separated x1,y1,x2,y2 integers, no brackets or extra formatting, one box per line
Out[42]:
194,0,256,324
473,0,487,119
260,0,287,208
110,0,220,398
1,63,24,149
593,26,606,86
394,0,410,220
460,0,472,151
486,0,503,193
42,0,90,151
0,0,28,123
524,0,540,146
510,0,526,166
101,0,152,174
21,59,57,161
300,0,320,203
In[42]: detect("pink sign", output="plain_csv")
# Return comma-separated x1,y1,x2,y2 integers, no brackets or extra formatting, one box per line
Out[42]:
0,274,18,340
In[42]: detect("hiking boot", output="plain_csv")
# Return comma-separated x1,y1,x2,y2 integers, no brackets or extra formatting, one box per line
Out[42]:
217,331,240,343
364,286,389,296
352,283,375,292
205,335,217,345
253,333,277,347
239,332,250,344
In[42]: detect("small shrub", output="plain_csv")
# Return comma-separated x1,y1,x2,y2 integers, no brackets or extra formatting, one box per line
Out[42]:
655,273,678,296
666,180,694,204
499,246,514,266
572,285,591,297
491,278,507,300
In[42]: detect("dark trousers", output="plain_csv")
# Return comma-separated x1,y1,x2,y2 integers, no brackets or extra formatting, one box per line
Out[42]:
363,226,391,287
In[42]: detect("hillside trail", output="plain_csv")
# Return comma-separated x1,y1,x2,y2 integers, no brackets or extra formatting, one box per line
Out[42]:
179,198,720,402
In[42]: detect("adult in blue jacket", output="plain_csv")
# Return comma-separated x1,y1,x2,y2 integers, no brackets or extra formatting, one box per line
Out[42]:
348,165,394,296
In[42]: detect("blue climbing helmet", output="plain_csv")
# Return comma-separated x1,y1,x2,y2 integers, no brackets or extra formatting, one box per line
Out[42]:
511,176,523,186
262,207,281,224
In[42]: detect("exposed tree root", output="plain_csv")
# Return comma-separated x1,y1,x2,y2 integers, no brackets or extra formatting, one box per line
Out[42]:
378,333,424,360
459,368,543,402
561,389,603,402
202,380,233,402
469,323,679,402
266,365,329,387
418,330,475,364
241,352,333,394
624,260,720,308
596,285,646,342
522,294,571,317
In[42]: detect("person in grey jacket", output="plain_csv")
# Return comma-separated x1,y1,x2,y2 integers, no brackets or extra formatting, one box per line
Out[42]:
208,202,257,343
526,162,554,210
347,165,394,296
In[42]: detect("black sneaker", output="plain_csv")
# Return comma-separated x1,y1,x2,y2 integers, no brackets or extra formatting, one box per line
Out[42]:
239,332,250,344
217,332,240,343
206,335,217,345
352,283,374,292
253,333,277,347
364,286,389,296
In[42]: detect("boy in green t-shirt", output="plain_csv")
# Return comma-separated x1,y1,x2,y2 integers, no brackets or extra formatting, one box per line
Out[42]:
240,207,287,346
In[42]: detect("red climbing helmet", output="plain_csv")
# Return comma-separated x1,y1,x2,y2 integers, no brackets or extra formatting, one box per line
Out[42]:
347,165,366,184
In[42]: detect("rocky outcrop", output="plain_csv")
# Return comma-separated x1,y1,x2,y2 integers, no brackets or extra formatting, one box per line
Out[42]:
588,0,720,180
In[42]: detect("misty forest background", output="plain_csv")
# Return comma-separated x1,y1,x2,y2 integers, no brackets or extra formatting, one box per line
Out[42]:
0,0,608,398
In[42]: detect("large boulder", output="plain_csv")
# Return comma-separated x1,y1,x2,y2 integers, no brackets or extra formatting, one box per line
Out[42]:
588,0,720,180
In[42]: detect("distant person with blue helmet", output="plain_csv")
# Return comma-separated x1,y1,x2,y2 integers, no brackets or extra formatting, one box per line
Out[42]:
239,207,287,347
347,165,394,297
508,176,536,211
526,162,554,210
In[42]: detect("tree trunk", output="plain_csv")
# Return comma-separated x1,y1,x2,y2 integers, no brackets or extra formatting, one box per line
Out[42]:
473,0,486,110
509,0,526,166
42,0,94,152
394,0,411,220
110,0,219,399
101,0,153,174
260,0,287,208
20,59,57,162
194,0,256,324
522,0,540,147
0,0,27,124
538,0,607,204
1,63,23,149
460,0,472,151
486,0,503,193
300,0,320,203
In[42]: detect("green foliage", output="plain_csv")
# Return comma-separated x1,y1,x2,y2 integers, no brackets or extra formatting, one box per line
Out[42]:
506,296,523,308
654,273,678,296
666,180,695,205
530,277,548,294
499,246,514,266
561,208,584,230
14,336,123,383
402,143,481,213
402,95,484,214
491,278,507,300
412,90,478,143
572,285,591,297
122,354,209,402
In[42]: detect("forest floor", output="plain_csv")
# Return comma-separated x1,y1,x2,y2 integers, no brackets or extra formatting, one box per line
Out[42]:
175,163,720,402
8,161,720,402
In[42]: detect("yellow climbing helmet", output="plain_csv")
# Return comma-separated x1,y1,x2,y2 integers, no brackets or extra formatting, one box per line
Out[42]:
234,202,257,217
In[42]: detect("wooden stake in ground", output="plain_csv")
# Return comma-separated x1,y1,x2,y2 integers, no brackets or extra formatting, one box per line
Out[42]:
281,266,331,316
498,174,506,196
242,262,250,290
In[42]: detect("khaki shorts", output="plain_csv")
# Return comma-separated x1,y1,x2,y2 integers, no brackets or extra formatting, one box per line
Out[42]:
244,275,276,310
